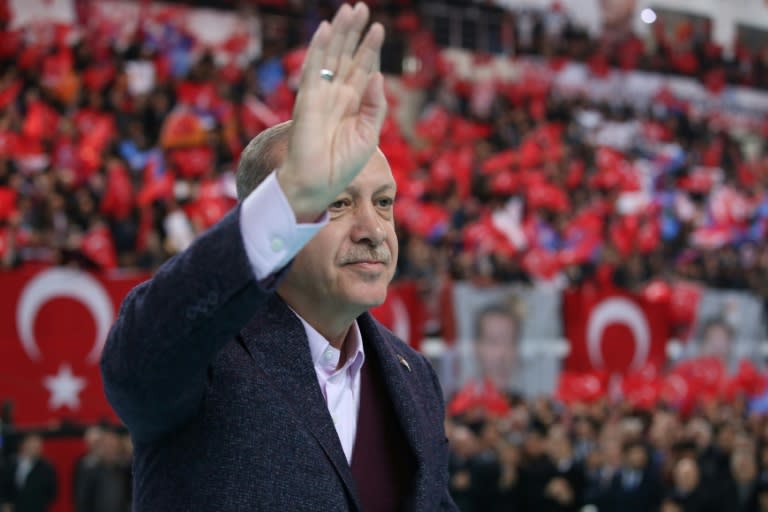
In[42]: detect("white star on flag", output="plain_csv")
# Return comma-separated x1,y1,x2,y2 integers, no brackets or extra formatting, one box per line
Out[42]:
43,364,86,411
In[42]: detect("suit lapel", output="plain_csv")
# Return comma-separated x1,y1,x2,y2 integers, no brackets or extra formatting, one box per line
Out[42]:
238,295,361,511
357,313,427,473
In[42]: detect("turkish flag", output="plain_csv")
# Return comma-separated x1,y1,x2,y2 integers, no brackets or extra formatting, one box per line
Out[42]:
185,181,236,230
414,106,450,141
83,64,116,92
0,265,148,512
100,162,134,220
169,146,215,179
0,185,17,220
563,287,672,375
176,81,217,110
0,78,22,110
370,280,426,350
22,100,59,141
448,378,511,417
81,224,118,269
241,95,282,138
556,371,607,404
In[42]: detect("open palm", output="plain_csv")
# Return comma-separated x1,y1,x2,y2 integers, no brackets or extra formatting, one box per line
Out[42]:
277,3,387,221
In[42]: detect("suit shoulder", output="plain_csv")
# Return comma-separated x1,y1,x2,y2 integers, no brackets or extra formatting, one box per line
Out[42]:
370,319,433,373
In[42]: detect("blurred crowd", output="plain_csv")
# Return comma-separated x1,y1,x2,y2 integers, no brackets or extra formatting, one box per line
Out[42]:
0,425,131,512
0,1,764,302
446,393,768,512
495,0,768,91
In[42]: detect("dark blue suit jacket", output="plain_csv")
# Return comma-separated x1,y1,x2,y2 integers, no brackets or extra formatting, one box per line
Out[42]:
101,205,457,511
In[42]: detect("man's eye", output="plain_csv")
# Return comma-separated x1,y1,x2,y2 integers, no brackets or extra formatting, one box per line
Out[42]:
329,199,351,210
376,197,394,208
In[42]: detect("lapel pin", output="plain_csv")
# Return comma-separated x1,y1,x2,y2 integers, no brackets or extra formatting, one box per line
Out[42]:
397,354,411,372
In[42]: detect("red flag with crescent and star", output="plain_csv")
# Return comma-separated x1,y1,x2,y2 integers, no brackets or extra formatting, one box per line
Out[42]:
0,265,150,424
0,265,148,512
563,287,672,375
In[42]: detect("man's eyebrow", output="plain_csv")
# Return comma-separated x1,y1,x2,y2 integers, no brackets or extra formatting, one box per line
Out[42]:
343,183,397,196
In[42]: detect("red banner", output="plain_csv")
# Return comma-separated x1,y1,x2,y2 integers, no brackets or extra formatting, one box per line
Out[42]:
563,287,672,374
0,265,148,512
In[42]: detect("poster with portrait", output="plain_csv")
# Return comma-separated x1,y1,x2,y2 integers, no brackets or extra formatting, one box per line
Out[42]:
440,281,564,398
681,288,767,371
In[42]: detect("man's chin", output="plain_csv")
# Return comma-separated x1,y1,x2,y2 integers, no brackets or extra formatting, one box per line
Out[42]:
342,287,388,312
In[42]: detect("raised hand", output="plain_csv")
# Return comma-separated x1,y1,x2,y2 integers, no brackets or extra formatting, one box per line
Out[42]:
276,2,387,222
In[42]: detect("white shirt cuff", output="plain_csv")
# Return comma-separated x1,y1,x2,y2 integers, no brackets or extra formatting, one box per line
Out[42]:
239,171,327,280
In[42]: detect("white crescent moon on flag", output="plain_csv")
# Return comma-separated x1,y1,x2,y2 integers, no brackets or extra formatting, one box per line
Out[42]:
16,268,114,365
587,297,650,371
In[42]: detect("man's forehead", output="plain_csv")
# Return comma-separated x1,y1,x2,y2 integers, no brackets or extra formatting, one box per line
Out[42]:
345,151,396,193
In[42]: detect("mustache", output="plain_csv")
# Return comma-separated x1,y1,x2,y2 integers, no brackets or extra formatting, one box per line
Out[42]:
339,248,392,265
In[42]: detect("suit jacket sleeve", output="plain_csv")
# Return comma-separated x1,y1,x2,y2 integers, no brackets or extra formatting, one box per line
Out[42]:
100,205,279,443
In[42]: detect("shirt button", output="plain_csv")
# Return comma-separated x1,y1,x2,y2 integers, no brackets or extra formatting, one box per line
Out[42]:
270,237,284,252
323,350,334,361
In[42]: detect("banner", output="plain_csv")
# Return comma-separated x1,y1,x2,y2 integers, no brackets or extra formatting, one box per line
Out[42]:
563,287,672,374
0,265,148,512
446,282,564,397
682,288,767,369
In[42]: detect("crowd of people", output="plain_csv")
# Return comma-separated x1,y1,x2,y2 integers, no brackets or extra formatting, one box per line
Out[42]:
0,0,767,510
0,1,764,299
0,425,132,512
446,392,768,512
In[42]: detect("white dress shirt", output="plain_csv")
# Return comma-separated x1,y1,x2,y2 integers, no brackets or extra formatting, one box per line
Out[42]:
238,170,364,464
298,314,365,463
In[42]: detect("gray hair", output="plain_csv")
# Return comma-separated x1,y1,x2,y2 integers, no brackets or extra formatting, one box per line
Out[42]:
236,120,293,201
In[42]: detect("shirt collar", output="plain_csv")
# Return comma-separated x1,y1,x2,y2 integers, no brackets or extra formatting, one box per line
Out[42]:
293,311,365,376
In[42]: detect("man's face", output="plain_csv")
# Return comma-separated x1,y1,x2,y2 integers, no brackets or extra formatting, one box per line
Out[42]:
674,458,700,493
21,435,43,458
702,324,732,360
475,312,519,388
280,151,398,317
627,445,648,470
599,0,636,29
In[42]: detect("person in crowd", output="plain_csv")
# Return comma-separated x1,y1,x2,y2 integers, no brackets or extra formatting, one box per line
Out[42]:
0,434,57,512
541,425,584,511
494,441,522,511
604,440,663,512
663,456,716,512
720,449,760,512
72,426,102,508
75,428,131,512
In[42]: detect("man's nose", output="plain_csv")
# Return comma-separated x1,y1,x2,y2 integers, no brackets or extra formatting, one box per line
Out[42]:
350,203,386,246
